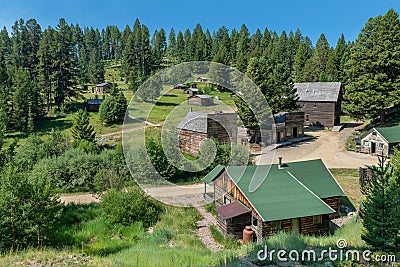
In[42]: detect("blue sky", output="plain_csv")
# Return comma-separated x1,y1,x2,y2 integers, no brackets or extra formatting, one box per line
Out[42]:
0,0,399,46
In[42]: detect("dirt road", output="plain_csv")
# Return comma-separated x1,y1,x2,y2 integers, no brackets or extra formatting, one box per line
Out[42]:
257,124,378,169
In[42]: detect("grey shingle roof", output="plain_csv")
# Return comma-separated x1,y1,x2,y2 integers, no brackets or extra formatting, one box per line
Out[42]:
176,112,208,133
194,94,212,99
294,82,341,102
96,82,111,87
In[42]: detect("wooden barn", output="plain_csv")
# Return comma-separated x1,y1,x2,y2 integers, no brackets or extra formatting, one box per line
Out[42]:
360,126,400,157
176,111,238,156
86,99,104,112
273,111,305,142
203,159,344,241
92,82,112,94
188,94,214,106
294,82,342,128
184,88,199,96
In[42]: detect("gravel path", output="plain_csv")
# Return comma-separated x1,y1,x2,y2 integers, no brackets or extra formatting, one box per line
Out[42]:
195,205,224,252
257,123,378,169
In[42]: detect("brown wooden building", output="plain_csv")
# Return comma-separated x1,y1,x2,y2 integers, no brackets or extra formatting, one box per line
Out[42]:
188,94,214,106
92,82,112,94
203,159,344,241
294,82,342,128
177,111,237,156
273,111,305,142
360,126,400,157
86,99,104,112
184,88,199,96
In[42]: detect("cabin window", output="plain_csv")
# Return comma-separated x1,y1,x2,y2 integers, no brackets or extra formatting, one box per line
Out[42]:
252,215,258,226
313,102,317,108
224,196,231,205
372,131,377,136
313,215,322,225
363,141,369,146
271,221,282,231
379,143,384,149
305,115,309,122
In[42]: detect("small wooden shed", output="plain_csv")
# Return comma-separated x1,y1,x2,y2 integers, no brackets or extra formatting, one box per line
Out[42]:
360,126,400,156
86,99,104,112
188,94,214,106
273,111,305,142
184,88,199,96
173,83,187,89
92,82,112,94
197,76,208,82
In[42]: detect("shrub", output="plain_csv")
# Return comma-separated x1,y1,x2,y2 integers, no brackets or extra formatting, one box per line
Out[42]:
101,188,161,227
0,169,62,252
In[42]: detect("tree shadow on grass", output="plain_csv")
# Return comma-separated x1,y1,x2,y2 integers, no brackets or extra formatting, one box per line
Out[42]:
35,116,73,134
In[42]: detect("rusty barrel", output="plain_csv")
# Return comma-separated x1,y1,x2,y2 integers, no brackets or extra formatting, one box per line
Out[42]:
242,226,254,244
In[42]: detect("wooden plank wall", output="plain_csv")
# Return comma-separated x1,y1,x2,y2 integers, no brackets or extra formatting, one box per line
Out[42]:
322,197,341,219
298,101,337,127
299,215,329,235
178,129,207,156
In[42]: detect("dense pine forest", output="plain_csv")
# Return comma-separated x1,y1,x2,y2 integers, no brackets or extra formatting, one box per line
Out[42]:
0,17,352,133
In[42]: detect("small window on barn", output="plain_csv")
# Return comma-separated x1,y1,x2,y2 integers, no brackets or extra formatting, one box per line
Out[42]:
271,221,282,231
363,141,369,146
313,215,322,225
305,115,309,122
372,131,377,136
313,102,317,108
379,143,384,149
224,196,231,205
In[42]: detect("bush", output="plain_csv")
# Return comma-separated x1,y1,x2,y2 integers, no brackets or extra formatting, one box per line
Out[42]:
101,188,161,227
99,91,127,124
0,169,62,252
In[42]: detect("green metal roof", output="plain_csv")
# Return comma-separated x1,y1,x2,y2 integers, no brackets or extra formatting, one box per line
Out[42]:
375,126,400,143
285,159,344,198
203,165,224,185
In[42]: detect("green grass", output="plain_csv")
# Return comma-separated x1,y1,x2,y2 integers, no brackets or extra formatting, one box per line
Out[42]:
241,217,366,266
210,225,241,250
330,168,363,209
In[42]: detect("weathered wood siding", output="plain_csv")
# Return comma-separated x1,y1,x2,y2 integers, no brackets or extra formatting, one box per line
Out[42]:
297,101,338,127
322,196,341,219
299,215,329,235
262,219,293,237
188,96,213,106
274,112,305,142
216,213,251,238
360,130,389,156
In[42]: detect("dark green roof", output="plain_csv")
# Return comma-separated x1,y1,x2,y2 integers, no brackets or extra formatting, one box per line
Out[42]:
206,159,343,222
375,126,400,143
203,165,224,185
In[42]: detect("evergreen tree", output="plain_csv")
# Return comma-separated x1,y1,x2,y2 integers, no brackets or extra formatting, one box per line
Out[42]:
70,110,96,144
345,9,400,121
361,153,399,252
87,49,104,84
294,37,312,82
0,107,6,149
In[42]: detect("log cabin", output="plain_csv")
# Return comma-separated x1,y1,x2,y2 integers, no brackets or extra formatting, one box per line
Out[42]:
294,82,342,128
184,88,199,96
177,111,238,156
360,126,400,157
273,111,305,142
203,159,344,241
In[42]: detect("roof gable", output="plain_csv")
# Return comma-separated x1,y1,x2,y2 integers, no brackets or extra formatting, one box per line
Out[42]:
374,126,400,143
176,112,208,133
294,82,341,102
